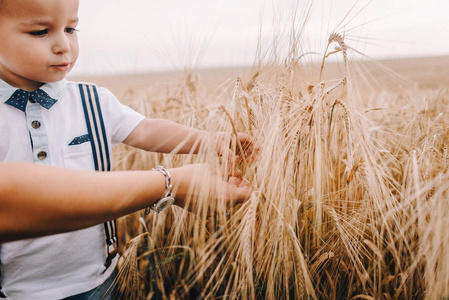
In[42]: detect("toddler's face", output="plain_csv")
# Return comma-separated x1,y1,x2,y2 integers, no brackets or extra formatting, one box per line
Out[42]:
0,0,79,91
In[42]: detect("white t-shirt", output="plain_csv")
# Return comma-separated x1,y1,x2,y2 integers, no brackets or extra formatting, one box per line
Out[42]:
0,79,145,299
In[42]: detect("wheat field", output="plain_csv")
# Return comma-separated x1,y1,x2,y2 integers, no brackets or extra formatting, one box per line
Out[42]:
77,32,449,299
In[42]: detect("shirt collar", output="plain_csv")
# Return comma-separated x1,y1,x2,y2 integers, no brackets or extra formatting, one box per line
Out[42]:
0,78,67,105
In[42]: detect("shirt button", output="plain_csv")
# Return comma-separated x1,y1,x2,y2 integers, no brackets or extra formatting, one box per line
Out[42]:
37,151,47,160
29,98,36,103
31,120,41,129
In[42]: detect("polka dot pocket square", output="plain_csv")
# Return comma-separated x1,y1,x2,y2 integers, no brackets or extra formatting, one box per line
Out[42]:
68,134,91,146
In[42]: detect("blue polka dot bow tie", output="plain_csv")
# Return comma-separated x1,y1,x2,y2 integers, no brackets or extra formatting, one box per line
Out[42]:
5,89,58,112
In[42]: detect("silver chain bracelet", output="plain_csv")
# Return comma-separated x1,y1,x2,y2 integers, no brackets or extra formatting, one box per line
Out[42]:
145,166,175,214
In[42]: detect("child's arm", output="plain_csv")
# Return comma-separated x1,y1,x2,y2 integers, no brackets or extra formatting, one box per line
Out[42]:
0,163,251,243
123,118,207,153
123,118,259,162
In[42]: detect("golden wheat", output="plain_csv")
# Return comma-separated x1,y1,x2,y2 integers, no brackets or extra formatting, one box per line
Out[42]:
102,28,449,300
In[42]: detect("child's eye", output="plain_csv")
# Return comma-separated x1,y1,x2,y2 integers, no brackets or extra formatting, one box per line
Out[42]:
29,30,48,36
65,28,78,34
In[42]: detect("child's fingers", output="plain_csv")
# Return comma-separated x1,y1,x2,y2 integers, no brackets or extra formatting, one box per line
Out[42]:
236,133,260,162
228,176,250,187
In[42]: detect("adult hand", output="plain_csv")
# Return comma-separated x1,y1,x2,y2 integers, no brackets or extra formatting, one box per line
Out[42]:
168,164,252,214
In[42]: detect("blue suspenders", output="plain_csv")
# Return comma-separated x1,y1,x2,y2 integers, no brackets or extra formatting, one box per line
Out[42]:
0,252,4,298
0,84,118,297
78,83,118,272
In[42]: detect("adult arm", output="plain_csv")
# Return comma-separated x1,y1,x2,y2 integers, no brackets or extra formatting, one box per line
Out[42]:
0,162,251,243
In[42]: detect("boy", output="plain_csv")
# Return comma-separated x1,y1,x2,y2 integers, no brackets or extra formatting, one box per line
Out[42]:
0,0,257,299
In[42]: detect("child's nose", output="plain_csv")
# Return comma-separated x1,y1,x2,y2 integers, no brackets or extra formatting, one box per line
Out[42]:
52,32,71,54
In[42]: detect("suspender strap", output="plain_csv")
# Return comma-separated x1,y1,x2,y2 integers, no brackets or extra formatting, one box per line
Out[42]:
79,84,111,172
0,252,5,298
78,84,118,272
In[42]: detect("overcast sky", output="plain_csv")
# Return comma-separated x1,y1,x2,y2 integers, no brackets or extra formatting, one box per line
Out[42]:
71,0,449,76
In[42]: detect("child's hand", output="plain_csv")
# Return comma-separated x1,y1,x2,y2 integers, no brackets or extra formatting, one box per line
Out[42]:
169,164,252,214
215,132,260,176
